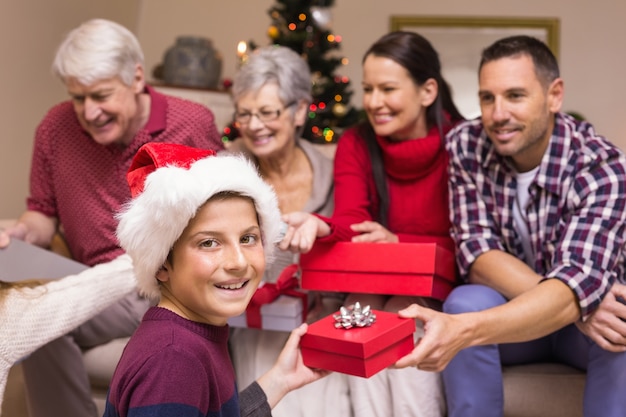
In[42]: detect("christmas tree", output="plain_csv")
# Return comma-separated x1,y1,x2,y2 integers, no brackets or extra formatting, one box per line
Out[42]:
222,0,362,144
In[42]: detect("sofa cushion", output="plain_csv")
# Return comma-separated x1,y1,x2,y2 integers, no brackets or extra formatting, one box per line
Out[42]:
503,363,585,417
83,337,130,390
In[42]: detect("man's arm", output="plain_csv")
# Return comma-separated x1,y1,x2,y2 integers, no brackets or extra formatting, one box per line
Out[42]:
395,278,583,372
469,250,544,300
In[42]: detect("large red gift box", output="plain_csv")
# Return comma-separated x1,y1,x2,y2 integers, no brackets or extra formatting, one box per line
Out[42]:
300,309,415,378
299,241,456,300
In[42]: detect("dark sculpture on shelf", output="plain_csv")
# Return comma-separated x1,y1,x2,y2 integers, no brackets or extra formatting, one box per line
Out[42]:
154,36,223,89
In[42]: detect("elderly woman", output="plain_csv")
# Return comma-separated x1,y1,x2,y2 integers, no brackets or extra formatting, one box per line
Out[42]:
224,45,350,417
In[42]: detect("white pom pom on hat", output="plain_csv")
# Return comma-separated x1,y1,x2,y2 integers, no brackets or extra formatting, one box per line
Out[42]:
116,142,282,301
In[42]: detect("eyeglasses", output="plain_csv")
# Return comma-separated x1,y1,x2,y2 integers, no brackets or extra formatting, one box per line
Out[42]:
234,102,295,125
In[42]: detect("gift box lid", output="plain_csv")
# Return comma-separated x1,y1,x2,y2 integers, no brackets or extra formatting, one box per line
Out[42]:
299,241,455,282
300,309,415,359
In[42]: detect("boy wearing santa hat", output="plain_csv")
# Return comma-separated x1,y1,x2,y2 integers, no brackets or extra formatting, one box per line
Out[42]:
104,142,328,417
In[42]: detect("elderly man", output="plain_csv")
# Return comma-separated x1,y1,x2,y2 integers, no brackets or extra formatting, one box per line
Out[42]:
0,18,223,417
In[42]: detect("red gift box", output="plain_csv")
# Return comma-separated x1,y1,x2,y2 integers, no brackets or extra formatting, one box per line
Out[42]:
300,309,415,378
299,241,456,300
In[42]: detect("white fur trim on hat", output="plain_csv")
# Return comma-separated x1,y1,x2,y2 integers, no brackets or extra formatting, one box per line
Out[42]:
116,154,282,301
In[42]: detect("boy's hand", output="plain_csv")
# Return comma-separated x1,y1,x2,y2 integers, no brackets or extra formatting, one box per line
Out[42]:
257,323,330,408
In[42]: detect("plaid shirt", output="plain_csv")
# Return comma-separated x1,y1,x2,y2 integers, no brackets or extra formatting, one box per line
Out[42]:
446,113,626,318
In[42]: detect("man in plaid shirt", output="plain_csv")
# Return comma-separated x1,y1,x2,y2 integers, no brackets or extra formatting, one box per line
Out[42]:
393,35,626,416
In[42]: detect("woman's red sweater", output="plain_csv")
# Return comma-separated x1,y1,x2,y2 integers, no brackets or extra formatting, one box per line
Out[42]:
318,124,454,252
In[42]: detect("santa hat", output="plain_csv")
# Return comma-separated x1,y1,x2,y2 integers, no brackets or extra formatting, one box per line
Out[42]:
116,142,282,301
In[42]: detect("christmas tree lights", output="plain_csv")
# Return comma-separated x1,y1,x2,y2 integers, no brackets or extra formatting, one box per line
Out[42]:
222,0,362,144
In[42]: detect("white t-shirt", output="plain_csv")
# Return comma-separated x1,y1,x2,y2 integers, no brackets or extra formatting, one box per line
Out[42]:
513,167,539,267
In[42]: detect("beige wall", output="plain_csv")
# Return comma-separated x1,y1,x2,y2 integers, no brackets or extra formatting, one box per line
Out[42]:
1,0,625,218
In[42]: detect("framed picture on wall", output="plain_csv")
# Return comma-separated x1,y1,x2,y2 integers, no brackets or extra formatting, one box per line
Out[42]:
390,16,560,119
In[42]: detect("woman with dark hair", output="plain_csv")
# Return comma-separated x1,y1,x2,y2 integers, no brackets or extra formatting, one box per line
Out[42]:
281,31,464,416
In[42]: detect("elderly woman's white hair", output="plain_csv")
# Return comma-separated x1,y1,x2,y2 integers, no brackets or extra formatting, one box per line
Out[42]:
231,45,312,112
52,18,144,86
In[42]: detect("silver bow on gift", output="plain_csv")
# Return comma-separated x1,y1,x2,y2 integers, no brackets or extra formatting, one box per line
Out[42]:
333,302,377,329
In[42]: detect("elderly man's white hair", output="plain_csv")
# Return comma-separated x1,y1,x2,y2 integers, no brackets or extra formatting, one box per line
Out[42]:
52,18,144,86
